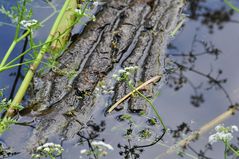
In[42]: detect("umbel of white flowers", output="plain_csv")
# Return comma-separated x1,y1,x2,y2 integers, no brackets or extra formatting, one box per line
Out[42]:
80,140,114,157
209,124,238,144
112,66,138,81
32,142,64,158
20,19,38,28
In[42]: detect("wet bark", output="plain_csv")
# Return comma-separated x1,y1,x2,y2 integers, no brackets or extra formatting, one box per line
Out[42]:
24,0,184,150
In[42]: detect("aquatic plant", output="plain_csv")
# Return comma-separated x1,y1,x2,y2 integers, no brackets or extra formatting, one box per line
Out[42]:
209,124,239,159
80,140,114,158
0,89,23,134
224,0,239,13
0,0,96,122
32,143,64,159
111,66,167,133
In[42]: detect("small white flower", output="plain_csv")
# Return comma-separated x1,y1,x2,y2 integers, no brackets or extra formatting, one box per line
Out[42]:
108,90,114,94
20,19,38,28
102,90,108,94
215,124,223,131
125,72,131,76
231,125,238,132
44,147,50,152
118,69,126,74
32,154,41,158
93,1,99,6
36,146,43,151
43,143,54,147
112,74,118,79
91,141,114,150
80,149,88,154
116,77,121,81
209,124,237,145
75,9,87,16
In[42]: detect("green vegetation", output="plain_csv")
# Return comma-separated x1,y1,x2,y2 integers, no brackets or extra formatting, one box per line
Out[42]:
0,0,95,133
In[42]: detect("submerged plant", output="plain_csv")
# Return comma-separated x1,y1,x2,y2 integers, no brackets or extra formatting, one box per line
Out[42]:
112,66,167,133
0,89,23,134
32,143,64,159
80,140,114,158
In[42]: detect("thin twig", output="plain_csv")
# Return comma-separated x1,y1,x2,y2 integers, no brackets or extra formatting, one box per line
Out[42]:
107,75,161,113
156,105,239,158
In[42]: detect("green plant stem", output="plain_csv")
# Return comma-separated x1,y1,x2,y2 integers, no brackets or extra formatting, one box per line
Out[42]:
224,0,239,13
0,29,30,68
0,40,17,67
0,60,34,72
224,141,228,159
128,82,167,131
5,0,74,117
228,144,239,156
14,0,27,40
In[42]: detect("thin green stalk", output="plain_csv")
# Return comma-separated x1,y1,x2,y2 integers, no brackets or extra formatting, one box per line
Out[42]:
0,30,30,67
14,0,27,40
224,141,228,159
0,60,34,72
128,82,167,130
224,0,239,13
5,19,80,68
16,29,30,43
5,0,74,117
228,144,239,156
0,40,17,67
0,0,56,68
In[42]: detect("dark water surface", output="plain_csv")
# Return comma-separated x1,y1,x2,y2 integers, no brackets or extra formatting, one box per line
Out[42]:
1,0,239,159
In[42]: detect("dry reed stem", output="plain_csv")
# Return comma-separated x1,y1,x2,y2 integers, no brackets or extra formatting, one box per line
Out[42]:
107,75,161,113
156,106,238,158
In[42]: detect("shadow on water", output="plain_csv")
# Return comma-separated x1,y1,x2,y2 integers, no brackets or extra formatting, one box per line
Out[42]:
1,0,239,158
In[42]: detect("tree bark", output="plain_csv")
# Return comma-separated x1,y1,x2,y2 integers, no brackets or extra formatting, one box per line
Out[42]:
25,0,184,150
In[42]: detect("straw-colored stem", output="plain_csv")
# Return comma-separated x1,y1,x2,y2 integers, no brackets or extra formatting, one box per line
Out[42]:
107,75,161,113
5,0,76,117
156,106,238,158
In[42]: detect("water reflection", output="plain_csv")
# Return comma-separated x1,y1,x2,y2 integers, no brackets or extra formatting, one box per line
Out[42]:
166,35,232,108
187,0,237,33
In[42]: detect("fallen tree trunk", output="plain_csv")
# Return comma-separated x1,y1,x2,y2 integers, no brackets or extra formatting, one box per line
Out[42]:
23,0,185,151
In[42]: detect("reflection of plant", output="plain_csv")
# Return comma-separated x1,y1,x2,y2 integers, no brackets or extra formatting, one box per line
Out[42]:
77,121,112,159
188,0,235,33
209,124,239,159
0,143,19,158
167,37,232,107
32,143,64,159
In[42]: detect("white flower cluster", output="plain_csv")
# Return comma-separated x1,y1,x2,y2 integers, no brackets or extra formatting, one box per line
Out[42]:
32,142,64,158
91,141,114,150
74,9,87,16
209,124,238,144
112,66,138,81
80,141,113,157
20,19,38,28
95,84,114,95
93,1,99,7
